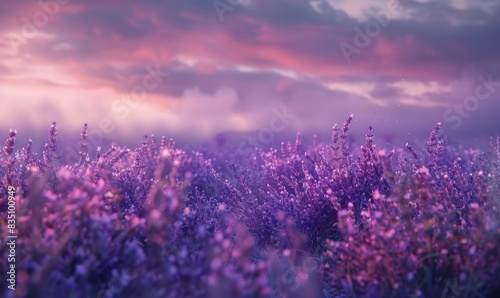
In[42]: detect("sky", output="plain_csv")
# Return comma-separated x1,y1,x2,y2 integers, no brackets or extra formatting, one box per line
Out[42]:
1,0,499,155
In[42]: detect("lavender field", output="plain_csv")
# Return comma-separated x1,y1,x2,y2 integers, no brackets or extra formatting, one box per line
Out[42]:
2,0,500,297
1,117,499,297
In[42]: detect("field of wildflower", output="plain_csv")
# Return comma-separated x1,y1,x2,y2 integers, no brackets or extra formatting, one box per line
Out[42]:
1,117,499,298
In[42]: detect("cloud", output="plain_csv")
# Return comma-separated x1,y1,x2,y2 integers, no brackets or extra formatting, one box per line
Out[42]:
0,0,499,144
